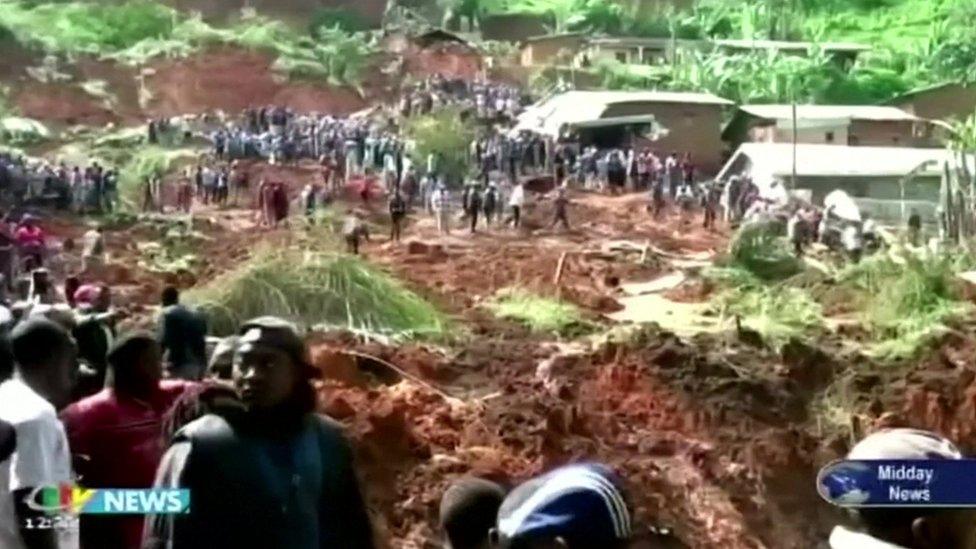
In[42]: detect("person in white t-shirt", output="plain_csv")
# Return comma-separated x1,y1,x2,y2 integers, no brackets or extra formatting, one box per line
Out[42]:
0,318,78,549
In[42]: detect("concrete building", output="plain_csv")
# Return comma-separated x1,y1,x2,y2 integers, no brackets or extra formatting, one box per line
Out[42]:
716,143,957,224
514,90,733,173
711,39,869,67
722,105,940,149
520,36,869,70
888,82,976,123
520,33,588,67
480,13,551,42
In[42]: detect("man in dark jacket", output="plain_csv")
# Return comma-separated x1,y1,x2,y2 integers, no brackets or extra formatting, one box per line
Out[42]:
468,185,483,233
158,286,208,380
144,316,374,549
389,189,407,243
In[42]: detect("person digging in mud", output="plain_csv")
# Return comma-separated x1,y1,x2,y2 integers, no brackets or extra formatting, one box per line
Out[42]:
144,316,375,549
491,462,670,549
389,188,407,243
343,210,370,255
828,428,976,549
441,477,507,549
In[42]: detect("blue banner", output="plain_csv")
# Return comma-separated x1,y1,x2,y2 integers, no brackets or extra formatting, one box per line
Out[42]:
818,459,976,507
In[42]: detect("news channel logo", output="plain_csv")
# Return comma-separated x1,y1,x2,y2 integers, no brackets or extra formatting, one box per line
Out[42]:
25,484,190,515
817,461,874,507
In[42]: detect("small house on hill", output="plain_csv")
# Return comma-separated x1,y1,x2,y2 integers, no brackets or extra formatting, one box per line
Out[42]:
888,82,976,123
480,13,552,42
514,90,733,173
711,39,869,67
717,143,958,224
520,33,589,67
723,105,940,149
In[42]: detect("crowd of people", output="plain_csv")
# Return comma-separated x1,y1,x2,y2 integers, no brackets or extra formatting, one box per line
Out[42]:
2,302,966,549
0,154,120,214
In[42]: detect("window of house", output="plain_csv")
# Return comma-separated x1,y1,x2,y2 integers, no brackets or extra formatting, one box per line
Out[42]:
825,131,834,143
616,51,627,63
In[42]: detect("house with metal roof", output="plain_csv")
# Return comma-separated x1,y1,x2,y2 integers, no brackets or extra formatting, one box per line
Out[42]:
514,90,733,172
887,82,976,123
723,104,941,149
519,35,870,70
717,143,964,224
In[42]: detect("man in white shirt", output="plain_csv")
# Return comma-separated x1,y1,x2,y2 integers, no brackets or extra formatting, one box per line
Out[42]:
507,182,524,229
431,186,450,235
0,318,78,549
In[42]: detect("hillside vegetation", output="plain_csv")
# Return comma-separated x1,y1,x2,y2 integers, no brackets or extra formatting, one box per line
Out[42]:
0,0,374,86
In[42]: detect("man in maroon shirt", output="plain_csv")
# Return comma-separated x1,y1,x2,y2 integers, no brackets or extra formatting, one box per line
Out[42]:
61,333,194,549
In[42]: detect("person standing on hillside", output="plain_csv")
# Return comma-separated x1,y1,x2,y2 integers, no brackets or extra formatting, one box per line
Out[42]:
158,287,208,381
467,184,483,234
483,183,498,227
432,185,451,235
507,181,524,229
144,317,375,549
389,189,407,243
550,185,570,231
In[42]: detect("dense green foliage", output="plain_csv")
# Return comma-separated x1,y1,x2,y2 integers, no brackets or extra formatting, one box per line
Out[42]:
0,1,375,85
485,0,976,104
402,107,478,185
186,249,451,338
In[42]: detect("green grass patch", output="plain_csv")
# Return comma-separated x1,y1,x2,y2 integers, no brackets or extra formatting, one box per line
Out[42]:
487,288,590,337
724,220,803,282
709,267,824,348
185,249,451,339
839,252,972,359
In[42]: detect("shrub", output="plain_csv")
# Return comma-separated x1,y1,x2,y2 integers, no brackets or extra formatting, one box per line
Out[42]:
186,249,450,338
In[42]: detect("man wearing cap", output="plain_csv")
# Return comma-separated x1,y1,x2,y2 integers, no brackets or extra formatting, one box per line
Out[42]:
491,463,636,548
144,316,374,549
828,428,976,549
61,333,193,549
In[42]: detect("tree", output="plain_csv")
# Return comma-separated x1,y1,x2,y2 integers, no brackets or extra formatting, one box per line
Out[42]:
402,107,477,187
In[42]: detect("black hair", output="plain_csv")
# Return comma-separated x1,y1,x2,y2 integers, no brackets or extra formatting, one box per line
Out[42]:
161,286,180,306
440,477,506,549
10,318,72,371
106,332,157,373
